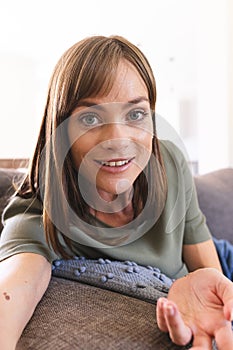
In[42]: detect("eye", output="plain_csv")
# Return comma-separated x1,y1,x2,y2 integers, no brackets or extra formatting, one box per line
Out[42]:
79,113,101,127
127,109,149,122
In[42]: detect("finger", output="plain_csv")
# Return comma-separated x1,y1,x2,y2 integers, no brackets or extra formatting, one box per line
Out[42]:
224,299,233,321
215,324,233,350
163,300,193,346
191,334,212,350
156,298,169,332
215,272,233,321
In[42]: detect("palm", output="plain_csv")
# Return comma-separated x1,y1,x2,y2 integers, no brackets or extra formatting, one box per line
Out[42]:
156,268,233,349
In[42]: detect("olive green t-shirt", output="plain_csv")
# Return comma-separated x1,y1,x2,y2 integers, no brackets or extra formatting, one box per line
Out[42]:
0,141,211,279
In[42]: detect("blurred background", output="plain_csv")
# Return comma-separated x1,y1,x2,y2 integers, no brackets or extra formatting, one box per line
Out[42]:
0,0,232,174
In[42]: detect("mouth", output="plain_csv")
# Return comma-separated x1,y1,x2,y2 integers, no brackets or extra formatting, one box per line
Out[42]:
95,157,134,168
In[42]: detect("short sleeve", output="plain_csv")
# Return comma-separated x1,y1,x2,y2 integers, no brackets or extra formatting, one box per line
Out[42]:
0,196,58,263
160,140,212,245
173,143,212,244
183,181,212,244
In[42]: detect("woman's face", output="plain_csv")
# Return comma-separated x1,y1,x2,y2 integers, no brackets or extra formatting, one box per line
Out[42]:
68,60,153,201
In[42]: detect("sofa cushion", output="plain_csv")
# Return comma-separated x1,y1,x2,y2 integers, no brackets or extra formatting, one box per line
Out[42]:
194,168,233,244
16,277,187,350
0,168,25,232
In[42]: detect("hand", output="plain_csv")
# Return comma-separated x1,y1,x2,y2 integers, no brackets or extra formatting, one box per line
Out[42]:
156,268,233,349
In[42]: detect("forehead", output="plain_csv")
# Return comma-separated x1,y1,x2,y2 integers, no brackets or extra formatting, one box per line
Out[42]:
70,59,150,116
98,60,148,104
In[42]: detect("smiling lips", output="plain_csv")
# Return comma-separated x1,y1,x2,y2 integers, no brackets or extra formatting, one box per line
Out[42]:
95,157,134,171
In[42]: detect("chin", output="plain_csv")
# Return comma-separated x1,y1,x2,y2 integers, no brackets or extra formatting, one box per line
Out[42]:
99,180,134,197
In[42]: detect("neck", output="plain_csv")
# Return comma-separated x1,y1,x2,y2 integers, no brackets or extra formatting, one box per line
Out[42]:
90,186,134,227
89,200,134,227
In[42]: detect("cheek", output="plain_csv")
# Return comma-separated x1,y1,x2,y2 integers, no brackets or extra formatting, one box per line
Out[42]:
133,119,153,150
132,134,152,174
145,135,153,152
135,130,153,152
70,140,88,169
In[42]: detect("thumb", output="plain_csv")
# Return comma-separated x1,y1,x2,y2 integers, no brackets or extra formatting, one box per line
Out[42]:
224,299,233,321
217,273,233,321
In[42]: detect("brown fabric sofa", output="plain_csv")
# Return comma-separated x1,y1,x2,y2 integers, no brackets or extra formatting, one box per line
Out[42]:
0,167,232,350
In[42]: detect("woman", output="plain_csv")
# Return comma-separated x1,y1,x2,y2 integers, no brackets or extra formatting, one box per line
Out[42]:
0,35,232,349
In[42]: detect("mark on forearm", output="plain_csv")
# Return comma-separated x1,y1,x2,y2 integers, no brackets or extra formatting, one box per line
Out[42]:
3,292,10,300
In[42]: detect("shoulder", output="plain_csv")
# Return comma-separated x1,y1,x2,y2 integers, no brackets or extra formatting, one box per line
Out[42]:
2,195,43,223
159,139,189,167
158,139,194,198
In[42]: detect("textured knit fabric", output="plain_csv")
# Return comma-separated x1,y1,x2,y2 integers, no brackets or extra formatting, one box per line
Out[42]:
16,259,218,350
51,257,174,303
16,276,192,350
0,141,212,279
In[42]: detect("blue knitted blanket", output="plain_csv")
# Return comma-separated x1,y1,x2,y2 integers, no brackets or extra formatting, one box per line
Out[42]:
214,238,233,280
51,248,233,350
51,237,233,305
52,257,174,303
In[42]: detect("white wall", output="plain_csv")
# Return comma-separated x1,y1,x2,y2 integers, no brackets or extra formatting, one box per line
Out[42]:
0,0,232,174
228,0,233,167
195,0,229,174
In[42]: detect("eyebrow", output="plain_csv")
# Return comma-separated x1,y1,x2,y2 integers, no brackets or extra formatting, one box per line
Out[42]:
77,96,149,109
127,96,149,104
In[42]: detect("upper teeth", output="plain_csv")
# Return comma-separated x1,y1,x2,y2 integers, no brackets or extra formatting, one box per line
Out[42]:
100,159,130,167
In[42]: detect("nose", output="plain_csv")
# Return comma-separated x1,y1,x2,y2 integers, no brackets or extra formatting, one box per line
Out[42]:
99,123,131,151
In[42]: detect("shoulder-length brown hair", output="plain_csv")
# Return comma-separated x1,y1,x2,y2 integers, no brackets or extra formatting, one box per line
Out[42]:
18,35,167,258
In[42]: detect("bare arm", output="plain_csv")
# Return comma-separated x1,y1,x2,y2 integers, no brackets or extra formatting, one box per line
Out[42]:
0,253,51,349
183,239,222,272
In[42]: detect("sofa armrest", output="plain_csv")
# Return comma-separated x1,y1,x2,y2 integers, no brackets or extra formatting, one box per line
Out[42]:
194,168,233,244
16,276,186,350
0,168,25,232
